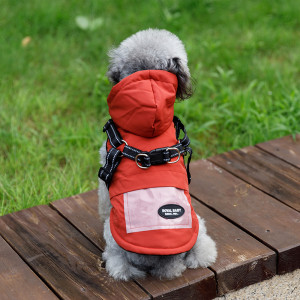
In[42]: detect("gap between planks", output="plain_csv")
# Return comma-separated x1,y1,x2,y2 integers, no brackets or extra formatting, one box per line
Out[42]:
209,145,300,212
2,135,298,299
189,159,300,275
50,190,276,296
256,134,300,169
0,235,59,300
0,206,151,300
50,194,217,299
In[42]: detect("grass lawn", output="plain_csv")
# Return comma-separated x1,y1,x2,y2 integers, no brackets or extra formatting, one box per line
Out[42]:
1,0,299,215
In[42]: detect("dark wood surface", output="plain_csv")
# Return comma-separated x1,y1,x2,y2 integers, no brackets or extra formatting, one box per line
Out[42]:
137,269,216,300
51,191,217,299
210,146,300,211
191,198,276,295
0,206,149,300
0,135,299,299
52,190,276,296
0,235,57,300
257,134,300,168
190,159,300,274
51,190,105,250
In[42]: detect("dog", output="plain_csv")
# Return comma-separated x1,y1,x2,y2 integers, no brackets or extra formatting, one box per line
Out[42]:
98,29,217,281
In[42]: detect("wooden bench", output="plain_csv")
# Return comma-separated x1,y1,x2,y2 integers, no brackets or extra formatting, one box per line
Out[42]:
1,135,299,300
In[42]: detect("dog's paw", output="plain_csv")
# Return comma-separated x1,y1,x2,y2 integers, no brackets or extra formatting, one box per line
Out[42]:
150,260,186,280
107,263,146,281
103,250,146,281
185,233,217,269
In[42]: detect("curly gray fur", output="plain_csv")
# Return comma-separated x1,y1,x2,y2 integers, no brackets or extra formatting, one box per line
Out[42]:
107,29,192,99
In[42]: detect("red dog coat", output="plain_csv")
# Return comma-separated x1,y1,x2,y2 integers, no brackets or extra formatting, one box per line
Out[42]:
104,70,199,255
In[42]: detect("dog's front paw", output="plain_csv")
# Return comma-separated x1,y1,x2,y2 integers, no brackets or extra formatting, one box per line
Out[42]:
185,233,217,269
103,249,146,281
150,258,186,280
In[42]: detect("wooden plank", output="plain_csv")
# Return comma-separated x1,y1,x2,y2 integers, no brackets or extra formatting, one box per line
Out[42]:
0,235,57,300
191,198,275,295
190,159,300,274
52,190,105,250
137,269,216,300
52,189,275,296
256,134,300,168
210,146,300,211
52,190,217,299
0,206,149,300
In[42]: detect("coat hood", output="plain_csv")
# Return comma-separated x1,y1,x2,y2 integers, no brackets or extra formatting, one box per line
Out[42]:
107,70,178,137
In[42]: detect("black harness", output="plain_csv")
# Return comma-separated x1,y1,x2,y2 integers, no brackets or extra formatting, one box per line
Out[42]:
98,116,192,188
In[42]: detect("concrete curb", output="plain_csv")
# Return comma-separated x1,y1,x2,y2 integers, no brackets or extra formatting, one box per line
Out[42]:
215,269,300,300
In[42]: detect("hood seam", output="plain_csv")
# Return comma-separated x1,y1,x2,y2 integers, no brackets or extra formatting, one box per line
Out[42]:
107,70,178,138
149,78,157,137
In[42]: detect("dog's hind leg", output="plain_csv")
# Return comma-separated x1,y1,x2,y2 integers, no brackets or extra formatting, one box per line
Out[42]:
185,215,217,268
102,218,146,281
98,178,111,221
98,141,112,221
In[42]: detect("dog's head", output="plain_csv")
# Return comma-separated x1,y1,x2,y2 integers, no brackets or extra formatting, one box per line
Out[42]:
107,29,192,100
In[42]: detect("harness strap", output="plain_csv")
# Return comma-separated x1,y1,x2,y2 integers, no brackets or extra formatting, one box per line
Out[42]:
185,146,193,183
98,116,193,187
173,116,190,147
98,147,122,187
122,144,185,166
103,119,123,148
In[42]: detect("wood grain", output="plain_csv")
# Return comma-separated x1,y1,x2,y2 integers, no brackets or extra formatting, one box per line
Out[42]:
191,198,275,295
51,190,217,300
52,189,276,296
0,206,149,300
137,269,216,300
51,190,105,249
0,235,57,300
1,135,299,299
256,134,300,168
210,146,300,211
190,159,300,274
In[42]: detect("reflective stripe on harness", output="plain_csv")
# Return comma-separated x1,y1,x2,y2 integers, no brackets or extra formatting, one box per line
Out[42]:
98,147,122,187
98,116,193,188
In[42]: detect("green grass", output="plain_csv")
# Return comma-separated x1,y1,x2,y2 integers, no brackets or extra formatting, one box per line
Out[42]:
1,0,299,215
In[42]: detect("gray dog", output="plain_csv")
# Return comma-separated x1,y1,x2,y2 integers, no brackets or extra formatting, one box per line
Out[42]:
98,29,217,280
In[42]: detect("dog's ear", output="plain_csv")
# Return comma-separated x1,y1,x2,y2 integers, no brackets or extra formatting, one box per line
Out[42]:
107,66,121,84
106,48,122,84
167,57,193,100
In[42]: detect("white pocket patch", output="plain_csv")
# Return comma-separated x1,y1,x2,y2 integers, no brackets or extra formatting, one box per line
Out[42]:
124,187,192,233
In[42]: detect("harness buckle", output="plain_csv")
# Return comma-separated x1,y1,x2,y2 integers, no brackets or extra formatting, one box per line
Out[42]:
166,147,180,164
135,153,150,169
